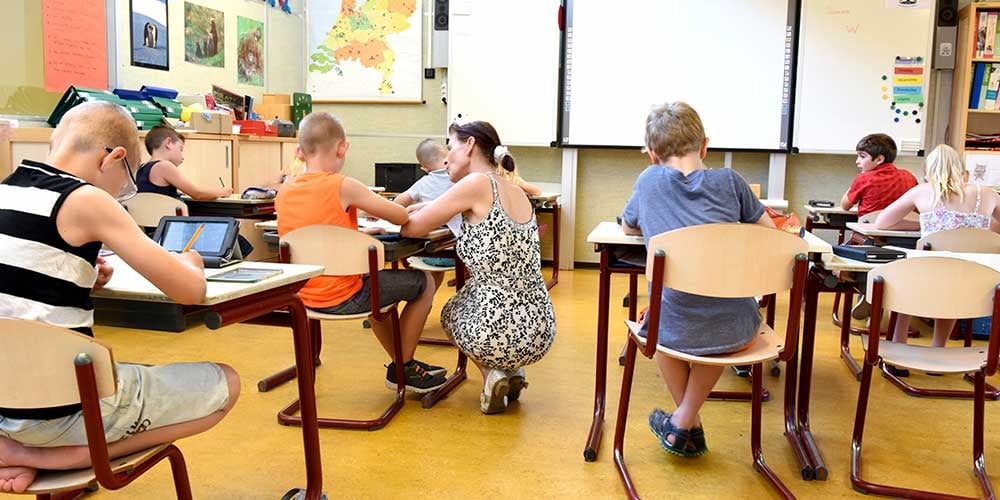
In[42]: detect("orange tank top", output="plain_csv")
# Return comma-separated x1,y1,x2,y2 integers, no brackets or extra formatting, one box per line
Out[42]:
275,172,363,308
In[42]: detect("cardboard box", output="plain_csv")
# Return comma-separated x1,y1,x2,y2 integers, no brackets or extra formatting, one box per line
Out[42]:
262,94,291,105
190,111,233,134
255,103,292,122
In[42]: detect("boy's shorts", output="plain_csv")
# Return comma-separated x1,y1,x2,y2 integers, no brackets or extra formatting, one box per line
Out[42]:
0,361,229,447
309,270,426,316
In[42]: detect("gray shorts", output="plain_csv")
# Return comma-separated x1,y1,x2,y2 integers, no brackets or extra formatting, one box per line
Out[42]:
0,362,229,447
309,270,426,316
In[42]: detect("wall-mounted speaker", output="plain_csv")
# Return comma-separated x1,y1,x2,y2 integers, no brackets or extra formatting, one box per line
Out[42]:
933,0,957,69
431,0,449,68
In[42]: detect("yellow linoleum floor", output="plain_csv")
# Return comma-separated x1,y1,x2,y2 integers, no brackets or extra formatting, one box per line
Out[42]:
4,268,1000,499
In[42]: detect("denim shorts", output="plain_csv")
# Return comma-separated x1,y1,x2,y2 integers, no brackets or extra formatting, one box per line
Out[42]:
0,362,229,447
308,270,426,316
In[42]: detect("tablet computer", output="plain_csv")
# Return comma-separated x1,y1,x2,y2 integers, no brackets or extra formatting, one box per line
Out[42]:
152,216,243,268
207,267,283,283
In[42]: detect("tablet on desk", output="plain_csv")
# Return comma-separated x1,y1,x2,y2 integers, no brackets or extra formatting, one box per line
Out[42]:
152,216,243,268
207,267,283,283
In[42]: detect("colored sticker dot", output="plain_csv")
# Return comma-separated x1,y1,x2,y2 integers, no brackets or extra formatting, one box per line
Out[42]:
881,86,888,91
894,117,900,122
896,108,902,114
882,75,888,80
919,102,924,107
882,94,889,100
917,56,923,62
890,105,896,110
912,110,918,116
892,101,897,106
916,118,921,124
895,56,901,60
903,111,909,116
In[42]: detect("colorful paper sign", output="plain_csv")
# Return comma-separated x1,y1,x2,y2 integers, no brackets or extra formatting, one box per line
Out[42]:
42,0,108,93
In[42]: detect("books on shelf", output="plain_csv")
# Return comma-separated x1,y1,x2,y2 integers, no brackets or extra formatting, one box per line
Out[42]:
965,132,1000,151
979,11,989,58
987,12,997,59
968,62,1000,110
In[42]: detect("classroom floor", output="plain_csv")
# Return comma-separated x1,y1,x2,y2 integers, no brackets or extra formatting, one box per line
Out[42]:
6,268,1000,499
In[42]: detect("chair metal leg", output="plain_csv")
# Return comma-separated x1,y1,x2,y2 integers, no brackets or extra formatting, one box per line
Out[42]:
277,313,405,431
165,444,194,500
258,319,324,392
751,363,795,499
838,291,863,380
881,364,1000,401
421,351,468,408
612,337,641,500
618,274,640,366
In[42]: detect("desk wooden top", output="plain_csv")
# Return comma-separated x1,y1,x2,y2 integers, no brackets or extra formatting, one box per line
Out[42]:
761,199,789,211
92,256,323,306
845,222,922,239
803,204,857,216
182,195,275,205
253,219,452,241
586,221,833,255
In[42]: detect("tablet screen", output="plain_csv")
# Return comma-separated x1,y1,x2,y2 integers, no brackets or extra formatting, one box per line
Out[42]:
160,221,231,254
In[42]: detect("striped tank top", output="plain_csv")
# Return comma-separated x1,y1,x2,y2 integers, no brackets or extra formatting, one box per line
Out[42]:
0,160,100,336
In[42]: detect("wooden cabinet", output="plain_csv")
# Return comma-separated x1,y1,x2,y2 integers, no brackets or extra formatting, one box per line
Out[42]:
235,141,281,190
950,2,1000,156
2,129,52,178
181,138,233,190
281,141,298,169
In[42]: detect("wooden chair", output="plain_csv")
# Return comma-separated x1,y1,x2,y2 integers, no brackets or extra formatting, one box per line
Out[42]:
853,256,1000,499
0,319,192,500
121,193,187,229
613,224,808,499
274,224,407,431
873,228,1000,400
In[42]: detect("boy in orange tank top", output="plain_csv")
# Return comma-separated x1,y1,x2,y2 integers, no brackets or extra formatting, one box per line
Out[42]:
276,112,446,393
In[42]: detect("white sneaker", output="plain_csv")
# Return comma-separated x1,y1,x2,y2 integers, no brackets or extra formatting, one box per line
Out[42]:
480,369,510,414
505,367,528,402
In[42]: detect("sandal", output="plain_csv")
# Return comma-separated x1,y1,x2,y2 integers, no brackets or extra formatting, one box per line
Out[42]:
647,408,707,458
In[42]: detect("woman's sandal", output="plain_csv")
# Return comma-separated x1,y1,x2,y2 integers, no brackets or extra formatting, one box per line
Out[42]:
647,408,708,458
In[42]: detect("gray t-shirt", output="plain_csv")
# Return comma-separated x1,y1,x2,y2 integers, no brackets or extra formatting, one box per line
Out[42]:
403,169,454,203
621,165,766,355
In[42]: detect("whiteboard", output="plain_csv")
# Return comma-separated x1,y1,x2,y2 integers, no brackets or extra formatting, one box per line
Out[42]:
559,0,796,151
794,0,934,154
447,0,561,146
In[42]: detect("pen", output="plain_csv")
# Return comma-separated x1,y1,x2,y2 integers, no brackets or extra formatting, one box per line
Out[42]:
219,177,225,188
182,224,205,253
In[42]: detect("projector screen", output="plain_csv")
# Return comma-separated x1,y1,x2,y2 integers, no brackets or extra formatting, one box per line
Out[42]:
559,0,797,151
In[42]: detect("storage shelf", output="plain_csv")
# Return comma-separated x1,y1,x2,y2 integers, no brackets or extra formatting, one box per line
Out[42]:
969,109,1000,113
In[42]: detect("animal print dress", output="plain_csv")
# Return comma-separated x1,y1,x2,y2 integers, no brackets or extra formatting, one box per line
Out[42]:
441,175,556,372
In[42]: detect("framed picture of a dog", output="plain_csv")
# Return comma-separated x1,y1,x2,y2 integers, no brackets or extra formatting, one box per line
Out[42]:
130,0,169,70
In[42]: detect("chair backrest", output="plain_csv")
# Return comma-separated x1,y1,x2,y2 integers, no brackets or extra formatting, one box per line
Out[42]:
916,228,1000,253
646,223,809,298
868,256,1000,319
280,224,384,276
122,193,188,228
0,319,116,409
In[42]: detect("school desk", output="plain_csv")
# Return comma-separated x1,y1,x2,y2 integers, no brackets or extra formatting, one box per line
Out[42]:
254,219,453,262
532,192,561,289
91,256,328,500
845,222,922,248
182,195,276,218
803,205,858,245
581,221,832,465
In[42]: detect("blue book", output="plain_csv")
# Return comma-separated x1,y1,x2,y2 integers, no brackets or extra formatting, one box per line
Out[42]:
972,62,987,109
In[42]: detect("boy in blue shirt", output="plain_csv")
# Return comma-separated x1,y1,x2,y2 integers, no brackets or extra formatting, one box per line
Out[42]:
621,102,774,457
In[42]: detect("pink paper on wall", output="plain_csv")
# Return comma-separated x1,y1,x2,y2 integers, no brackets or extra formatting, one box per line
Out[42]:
42,0,108,93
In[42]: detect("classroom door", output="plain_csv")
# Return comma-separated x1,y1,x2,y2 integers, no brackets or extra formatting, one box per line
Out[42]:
183,139,233,190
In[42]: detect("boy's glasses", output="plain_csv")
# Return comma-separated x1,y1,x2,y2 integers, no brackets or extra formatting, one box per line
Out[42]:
105,146,137,202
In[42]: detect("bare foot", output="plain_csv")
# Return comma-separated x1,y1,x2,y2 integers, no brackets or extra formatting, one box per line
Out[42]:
0,466,37,493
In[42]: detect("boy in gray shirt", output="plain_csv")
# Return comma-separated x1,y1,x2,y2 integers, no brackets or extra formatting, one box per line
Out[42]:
621,102,773,458
395,139,454,207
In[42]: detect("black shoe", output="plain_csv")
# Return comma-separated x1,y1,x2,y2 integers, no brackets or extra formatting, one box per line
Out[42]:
885,364,910,378
413,359,447,377
385,361,447,393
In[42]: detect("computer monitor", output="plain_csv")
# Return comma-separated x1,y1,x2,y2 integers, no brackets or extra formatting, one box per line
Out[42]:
152,216,243,268
374,163,425,193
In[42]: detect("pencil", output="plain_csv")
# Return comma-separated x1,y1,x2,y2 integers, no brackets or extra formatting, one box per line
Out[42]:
218,177,225,187
182,224,205,253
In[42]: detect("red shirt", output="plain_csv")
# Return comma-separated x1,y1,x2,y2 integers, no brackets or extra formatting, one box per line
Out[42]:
845,163,917,217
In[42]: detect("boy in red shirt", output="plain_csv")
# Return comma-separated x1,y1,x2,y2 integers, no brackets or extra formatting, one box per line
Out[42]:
840,133,917,319
839,133,917,216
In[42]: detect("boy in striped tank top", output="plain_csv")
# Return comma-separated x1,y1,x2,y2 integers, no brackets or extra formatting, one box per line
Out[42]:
0,102,239,494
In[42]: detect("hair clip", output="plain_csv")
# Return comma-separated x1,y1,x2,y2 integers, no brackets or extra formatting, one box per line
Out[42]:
493,145,509,163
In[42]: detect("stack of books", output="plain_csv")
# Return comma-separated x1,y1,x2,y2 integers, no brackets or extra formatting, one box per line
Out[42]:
969,62,1000,110
966,132,1000,151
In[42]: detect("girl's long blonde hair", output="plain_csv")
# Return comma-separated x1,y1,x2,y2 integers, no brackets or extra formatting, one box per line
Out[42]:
924,144,967,206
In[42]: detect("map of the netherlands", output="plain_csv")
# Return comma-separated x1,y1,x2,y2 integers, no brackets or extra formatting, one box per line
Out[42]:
307,0,422,100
